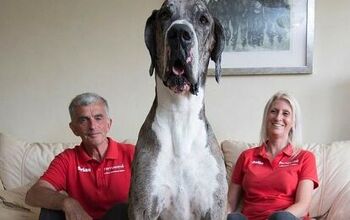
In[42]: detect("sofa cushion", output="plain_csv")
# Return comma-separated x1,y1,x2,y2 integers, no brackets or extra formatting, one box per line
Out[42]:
313,141,350,219
0,178,4,191
0,184,39,220
221,139,350,220
221,140,255,183
0,133,76,190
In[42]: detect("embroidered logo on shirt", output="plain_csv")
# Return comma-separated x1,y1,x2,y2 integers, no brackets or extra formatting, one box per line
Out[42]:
104,164,125,174
278,159,299,167
77,166,91,173
251,160,264,165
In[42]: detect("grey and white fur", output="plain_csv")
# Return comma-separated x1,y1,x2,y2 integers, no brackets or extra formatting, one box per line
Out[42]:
129,0,227,219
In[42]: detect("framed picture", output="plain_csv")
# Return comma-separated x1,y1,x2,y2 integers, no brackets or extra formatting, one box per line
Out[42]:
207,0,315,76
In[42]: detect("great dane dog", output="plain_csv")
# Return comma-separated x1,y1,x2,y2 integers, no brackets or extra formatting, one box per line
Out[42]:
129,0,227,219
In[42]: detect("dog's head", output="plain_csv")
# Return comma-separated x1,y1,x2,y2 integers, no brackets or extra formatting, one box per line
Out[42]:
145,0,225,95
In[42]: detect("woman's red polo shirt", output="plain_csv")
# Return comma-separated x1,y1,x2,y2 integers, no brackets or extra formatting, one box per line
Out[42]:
232,144,319,220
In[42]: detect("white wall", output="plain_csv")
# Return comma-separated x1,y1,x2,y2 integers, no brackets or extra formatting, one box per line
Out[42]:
0,0,349,144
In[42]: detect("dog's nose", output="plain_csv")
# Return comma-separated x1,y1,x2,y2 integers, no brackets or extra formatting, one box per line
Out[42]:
167,24,192,45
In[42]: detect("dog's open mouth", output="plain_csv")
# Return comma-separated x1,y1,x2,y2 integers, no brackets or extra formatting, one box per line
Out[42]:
164,55,199,95
164,59,191,94
167,74,191,94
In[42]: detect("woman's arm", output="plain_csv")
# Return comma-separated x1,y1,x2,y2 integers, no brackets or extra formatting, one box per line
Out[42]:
227,183,242,214
284,179,314,217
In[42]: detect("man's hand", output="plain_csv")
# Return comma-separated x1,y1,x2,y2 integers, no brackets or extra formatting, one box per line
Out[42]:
62,197,92,220
26,180,92,220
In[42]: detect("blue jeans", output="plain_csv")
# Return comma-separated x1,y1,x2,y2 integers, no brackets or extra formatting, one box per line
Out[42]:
269,211,299,220
227,211,299,220
227,212,247,220
39,208,65,220
39,203,129,220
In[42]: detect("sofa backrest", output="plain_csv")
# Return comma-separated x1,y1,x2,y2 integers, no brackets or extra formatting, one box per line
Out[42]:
0,133,134,190
221,139,350,219
0,133,76,190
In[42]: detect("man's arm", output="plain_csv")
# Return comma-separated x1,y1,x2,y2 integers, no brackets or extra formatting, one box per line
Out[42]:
25,180,67,209
25,179,92,220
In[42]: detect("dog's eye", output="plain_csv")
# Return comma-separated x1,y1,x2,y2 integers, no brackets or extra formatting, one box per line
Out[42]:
199,15,209,25
159,9,171,20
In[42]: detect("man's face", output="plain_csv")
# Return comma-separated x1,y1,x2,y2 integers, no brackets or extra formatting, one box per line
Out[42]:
69,101,112,149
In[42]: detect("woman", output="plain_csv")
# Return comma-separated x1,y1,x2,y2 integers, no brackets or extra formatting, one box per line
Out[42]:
227,92,318,220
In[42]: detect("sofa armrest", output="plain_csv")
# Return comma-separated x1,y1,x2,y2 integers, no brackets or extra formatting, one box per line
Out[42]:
326,182,350,219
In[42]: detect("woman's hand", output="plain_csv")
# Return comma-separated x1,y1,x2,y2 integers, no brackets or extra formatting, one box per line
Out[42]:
284,179,314,217
227,183,242,213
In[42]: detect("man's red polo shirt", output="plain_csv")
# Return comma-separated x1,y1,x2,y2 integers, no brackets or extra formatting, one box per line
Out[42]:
232,144,318,220
40,138,135,220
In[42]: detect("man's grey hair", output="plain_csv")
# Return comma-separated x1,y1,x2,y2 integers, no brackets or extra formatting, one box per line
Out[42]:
68,92,110,120
259,91,302,148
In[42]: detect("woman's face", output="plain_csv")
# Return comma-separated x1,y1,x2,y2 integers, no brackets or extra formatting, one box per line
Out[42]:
266,99,294,141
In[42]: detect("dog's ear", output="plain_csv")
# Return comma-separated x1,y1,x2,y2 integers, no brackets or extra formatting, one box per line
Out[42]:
210,17,225,83
145,10,158,76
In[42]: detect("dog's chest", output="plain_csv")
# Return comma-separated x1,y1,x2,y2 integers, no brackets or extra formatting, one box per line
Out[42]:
150,105,220,219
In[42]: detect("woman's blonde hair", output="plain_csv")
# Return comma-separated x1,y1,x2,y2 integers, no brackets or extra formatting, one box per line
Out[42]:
259,91,302,155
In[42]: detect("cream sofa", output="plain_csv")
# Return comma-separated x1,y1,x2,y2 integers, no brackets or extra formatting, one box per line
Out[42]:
0,133,349,220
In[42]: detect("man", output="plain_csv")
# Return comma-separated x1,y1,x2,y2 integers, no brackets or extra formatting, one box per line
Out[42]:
25,92,135,220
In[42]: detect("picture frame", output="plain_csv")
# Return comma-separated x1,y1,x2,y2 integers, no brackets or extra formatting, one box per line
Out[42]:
207,0,315,76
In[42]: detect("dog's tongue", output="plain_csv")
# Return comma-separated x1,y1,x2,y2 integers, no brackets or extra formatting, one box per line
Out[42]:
172,66,184,75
